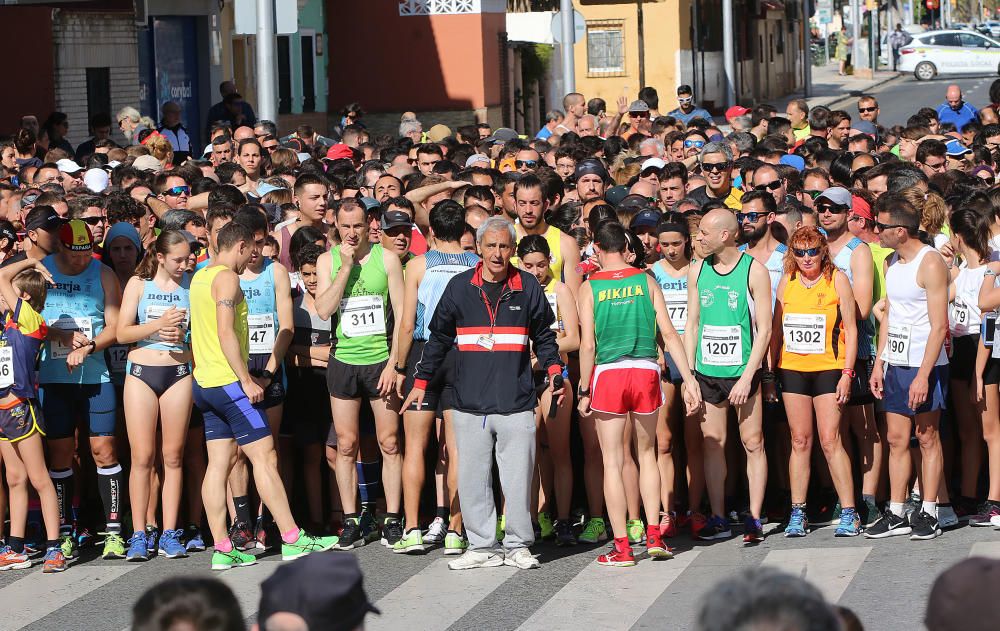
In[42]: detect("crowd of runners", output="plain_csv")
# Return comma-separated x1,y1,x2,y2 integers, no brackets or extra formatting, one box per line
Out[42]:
2,80,1000,573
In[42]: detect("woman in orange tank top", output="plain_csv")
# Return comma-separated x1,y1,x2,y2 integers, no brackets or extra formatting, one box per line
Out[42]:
767,226,861,537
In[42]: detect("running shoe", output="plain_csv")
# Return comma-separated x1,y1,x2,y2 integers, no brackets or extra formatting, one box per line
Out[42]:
448,549,504,570
903,492,922,522
228,521,254,551
578,517,607,543
76,528,95,549
0,546,31,571
969,502,1000,527
743,516,765,544
697,515,732,540
359,511,381,545
646,526,673,559
834,508,861,537
42,547,66,573
211,548,257,571
423,517,447,544
689,511,708,538
937,505,959,529
658,512,678,538
554,519,577,546
784,506,808,538
444,530,467,555
59,534,76,559
158,529,188,559
505,548,541,569
145,526,159,554
538,512,555,540
909,510,942,540
126,532,148,562
333,517,365,550
282,530,338,560
626,519,645,544
184,525,206,552
381,517,404,548
954,496,979,522
496,514,506,543
102,532,126,559
864,510,911,539
392,528,425,554
597,541,636,567
254,517,275,551
860,497,881,529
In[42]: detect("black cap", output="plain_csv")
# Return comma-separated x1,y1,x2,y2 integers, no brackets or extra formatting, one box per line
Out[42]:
25,206,66,232
484,127,519,144
630,209,663,229
257,553,379,631
380,210,413,230
575,158,608,182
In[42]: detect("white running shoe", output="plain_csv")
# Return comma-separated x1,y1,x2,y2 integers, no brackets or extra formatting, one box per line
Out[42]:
447,549,504,570
504,548,541,569
423,517,447,544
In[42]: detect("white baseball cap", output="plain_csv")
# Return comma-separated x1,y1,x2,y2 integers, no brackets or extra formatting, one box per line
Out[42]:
56,158,83,174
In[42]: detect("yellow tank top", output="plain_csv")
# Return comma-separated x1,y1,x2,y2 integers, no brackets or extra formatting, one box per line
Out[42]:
779,272,845,372
513,224,564,282
191,265,249,387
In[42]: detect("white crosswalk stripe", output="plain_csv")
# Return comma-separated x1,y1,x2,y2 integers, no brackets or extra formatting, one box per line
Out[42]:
761,546,872,603
968,541,1000,559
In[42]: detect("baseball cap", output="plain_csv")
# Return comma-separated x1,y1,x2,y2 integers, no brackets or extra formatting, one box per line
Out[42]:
250,182,283,199
628,100,650,113
58,219,94,252
851,195,873,221
946,139,972,157
83,168,110,193
816,186,852,208
380,210,413,231
604,185,629,207
630,209,663,230
852,120,878,138
257,553,379,631
465,154,491,168
725,106,751,119
359,197,381,213
926,557,1000,631
575,158,609,182
56,158,83,174
426,124,452,142
0,223,15,245
779,154,806,172
132,154,163,173
326,144,354,161
641,157,667,173
484,127,519,144
24,206,66,232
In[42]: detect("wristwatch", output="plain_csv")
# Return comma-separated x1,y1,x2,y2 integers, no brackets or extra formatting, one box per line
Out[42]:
577,386,591,398
87,340,97,353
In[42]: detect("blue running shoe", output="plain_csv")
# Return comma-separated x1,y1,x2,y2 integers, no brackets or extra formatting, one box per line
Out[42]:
743,515,765,544
126,531,148,562
697,515,732,540
835,507,861,537
158,529,189,558
145,526,159,553
784,506,808,538
185,525,206,552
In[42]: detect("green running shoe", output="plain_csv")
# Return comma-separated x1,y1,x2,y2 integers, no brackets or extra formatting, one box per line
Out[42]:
211,548,257,571
444,530,467,555
578,517,607,544
392,528,425,554
626,519,645,544
538,512,555,540
102,532,126,559
281,530,338,561
496,514,506,543
59,534,76,559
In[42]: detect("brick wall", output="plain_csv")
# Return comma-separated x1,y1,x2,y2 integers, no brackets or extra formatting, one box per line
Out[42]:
52,11,140,147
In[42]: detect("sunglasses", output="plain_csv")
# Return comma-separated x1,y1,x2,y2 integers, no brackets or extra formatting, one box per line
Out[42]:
678,97,693,104
816,204,847,214
753,180,783,192
874,221,915,232
631,111,650,119
793,247,821,257
803,189,824,200
702,162,731,173
858,106,878,113
164,186,190,197
515,160,538,169
79,216,105,226
684,139,705,149
736,212,765,223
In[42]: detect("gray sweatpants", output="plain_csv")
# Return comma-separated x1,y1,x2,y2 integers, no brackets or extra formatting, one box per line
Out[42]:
452,409,536,553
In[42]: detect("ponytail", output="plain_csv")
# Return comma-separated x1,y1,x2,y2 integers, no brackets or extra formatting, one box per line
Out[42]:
134,230,189,280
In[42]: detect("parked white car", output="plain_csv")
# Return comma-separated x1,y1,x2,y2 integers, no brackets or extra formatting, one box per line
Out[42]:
899,29,1000,80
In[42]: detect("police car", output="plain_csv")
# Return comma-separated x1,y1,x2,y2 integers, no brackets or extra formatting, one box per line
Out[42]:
898,29,1000,80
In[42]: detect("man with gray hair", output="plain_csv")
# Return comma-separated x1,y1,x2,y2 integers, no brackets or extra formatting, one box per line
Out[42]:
536,110,564,141
116,106,148,145
399,119,423,143
403,216,564,571
690,142,741,209
639,137,666,158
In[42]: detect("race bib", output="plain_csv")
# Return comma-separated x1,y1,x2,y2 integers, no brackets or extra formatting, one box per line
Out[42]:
248,313,276,354
340,295,386,338
700,325,743,366
145,304,188,344
886,323,912,365
952,301,970,329
783,313,826,355
664,290,688,332
546,292,560,331
107,345,129,375
51,317,93,360
0,346,13,389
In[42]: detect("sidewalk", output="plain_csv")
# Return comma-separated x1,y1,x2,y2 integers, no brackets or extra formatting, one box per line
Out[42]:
768,62,902,113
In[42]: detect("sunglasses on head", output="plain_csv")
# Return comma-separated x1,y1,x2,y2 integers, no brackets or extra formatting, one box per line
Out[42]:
79,216,104,226
702,161,731,173
753,180,782,192
684,139,705,149
816,203,847,214
164,186,190,197
736,211,765,223
515,160,538,169
858,106,878,113
793,247,821,257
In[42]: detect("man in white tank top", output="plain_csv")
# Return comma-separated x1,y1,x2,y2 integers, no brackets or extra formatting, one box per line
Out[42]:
867,197,950,542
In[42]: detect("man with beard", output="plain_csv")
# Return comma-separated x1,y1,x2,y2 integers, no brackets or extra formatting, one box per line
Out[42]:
512,175,581,292
575,160,608,205
737,191,787,302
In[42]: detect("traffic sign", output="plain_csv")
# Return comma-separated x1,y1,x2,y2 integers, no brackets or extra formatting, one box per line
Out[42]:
551,10,585,44
817,7,833,23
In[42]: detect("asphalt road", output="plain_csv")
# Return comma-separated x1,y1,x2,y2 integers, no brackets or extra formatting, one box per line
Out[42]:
3,519,1000,630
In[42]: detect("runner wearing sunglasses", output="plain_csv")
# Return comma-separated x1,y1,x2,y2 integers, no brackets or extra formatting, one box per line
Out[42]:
738,190,787,304
689,143,741,210
154,172,190,211
667,85,712,127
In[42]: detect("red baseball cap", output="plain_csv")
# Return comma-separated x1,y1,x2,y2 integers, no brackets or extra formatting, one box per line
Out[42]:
725,106,751,120
325,144,353,160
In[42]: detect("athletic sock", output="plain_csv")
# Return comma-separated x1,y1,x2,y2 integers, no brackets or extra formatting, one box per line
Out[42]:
281,528,300,544
889,502,905,517
214,538,234,553
384,512,400,521
922,501,938,516
435,506,449,520
8,536,24,554
233,495,252,526
97,464,124,534
357,459,382,505
49,468,74,536
862,494,876,504
45,539,60,551
613,536,629,551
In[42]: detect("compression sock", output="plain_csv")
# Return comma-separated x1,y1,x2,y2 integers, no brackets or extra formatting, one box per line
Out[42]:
49,469,74,536
233,495,252,526
97,464,124,534
357,459,382,505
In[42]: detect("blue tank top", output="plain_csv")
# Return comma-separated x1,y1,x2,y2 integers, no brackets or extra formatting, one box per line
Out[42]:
240,259,278,357
832,237,875,358
415,250,480,341
40,255,109,384
136,275,191,351
650,261,689,334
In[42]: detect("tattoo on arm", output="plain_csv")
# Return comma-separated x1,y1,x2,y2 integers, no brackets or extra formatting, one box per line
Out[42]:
217,299,235,309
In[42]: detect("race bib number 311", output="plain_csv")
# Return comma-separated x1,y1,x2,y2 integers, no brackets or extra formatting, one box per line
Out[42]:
340,295,386,338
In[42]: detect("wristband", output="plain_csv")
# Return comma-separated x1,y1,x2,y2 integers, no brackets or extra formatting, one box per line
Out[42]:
987,270,998,277
88,340,97,353
577,387,591,398
394,365,407,375
842,368,856,378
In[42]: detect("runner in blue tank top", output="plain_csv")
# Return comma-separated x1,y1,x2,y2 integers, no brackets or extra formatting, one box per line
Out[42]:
40,220,127,561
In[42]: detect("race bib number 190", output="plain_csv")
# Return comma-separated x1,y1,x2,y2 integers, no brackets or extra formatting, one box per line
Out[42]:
886,323,912,365
700,325,743,366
